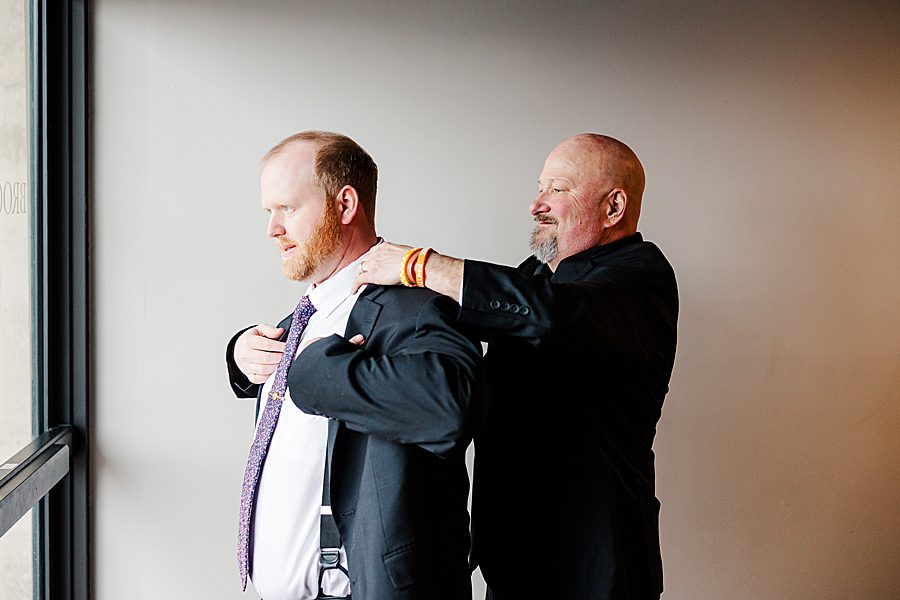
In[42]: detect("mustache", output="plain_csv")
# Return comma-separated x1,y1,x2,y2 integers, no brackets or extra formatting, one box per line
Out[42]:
276,235,298,248
534,215,558,225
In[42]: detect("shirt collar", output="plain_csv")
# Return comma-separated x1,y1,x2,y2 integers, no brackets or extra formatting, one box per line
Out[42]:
305,252,367,319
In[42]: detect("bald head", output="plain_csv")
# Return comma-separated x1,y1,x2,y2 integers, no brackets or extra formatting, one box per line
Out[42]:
564,134,645,230
532,134,646,268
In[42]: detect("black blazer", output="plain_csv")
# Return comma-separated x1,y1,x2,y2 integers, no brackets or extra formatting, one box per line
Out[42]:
227,285,485,600
460,233,678,600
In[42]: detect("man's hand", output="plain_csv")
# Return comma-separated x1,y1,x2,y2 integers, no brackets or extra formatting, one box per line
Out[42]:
234,324,286,384
352,240,412,293
352,240,465,302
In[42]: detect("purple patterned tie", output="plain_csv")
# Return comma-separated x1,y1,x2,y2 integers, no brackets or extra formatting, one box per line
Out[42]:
237,295,317,591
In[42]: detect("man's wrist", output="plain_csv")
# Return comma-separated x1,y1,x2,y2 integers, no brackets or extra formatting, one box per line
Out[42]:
393,246,464,303
422,252,464,303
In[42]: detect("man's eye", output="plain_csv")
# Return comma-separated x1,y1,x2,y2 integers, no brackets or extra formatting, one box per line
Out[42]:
282,206,295,214
552,188,563,194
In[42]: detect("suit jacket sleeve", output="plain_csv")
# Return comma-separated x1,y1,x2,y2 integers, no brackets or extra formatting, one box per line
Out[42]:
458,257,677,361
225,325,262,398
288,294,483,458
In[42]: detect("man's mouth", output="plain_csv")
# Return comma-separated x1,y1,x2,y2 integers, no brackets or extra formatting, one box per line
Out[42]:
279,242,297,255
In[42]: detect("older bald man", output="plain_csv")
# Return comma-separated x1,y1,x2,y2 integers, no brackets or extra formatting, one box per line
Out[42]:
356,134,678,600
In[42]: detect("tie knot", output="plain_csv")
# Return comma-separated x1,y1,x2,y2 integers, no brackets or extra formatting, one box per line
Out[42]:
297,295,316,318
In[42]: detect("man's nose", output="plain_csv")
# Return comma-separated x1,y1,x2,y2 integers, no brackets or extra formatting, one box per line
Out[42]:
530,193,549,216
267,214,285,238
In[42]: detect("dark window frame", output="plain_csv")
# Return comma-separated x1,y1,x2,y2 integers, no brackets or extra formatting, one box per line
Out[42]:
31,0,89,598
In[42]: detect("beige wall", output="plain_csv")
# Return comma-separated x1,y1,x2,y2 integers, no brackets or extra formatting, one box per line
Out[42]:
92,1,900,598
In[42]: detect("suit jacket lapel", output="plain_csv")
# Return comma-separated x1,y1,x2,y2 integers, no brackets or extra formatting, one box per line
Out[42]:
327,286,385,508
343,286,384,341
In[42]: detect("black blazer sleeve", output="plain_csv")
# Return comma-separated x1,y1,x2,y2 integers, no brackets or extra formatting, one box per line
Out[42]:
458,253,677,361
288,294,483,458
226,325,261,398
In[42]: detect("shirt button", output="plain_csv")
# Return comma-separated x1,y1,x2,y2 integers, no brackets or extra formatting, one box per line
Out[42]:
520,306,530,315
490,299,501,309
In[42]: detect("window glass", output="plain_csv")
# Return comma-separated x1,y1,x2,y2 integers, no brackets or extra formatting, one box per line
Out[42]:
0,506,34,598
0,0,34,596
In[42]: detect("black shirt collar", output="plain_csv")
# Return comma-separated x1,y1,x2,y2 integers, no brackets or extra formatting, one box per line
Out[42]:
533,232,644,279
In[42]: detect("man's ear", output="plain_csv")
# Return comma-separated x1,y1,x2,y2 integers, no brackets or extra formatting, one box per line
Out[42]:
336,185,360,225
606,189,627,226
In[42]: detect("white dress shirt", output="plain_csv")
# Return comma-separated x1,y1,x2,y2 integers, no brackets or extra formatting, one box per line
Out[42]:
251,256,366,600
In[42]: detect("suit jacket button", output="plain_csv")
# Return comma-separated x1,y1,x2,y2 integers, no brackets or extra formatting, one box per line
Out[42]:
490,299,501,309
510,304,520,313
520,306,530,315
500,302,510,311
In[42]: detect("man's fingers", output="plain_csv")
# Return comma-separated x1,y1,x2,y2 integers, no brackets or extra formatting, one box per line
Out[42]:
247,363,277,384
255,324,284,339
259,362,278,376
351,274,368,294
247,362,278,376
241,361,279,384
249,336,286,353
351,240,410,287
235,344,282,365
249,349,284,365
347,334,365,346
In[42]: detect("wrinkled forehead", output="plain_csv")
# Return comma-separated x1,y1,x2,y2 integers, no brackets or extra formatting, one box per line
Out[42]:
540,139,608,185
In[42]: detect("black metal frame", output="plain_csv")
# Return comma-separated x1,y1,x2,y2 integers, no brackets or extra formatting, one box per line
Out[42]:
30,0,89,598
0,427,73,539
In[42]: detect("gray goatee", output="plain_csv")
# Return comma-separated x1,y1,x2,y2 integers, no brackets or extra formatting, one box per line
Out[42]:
530,225,558,264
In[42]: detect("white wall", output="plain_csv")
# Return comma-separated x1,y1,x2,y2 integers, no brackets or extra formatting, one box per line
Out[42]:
92,1,900,598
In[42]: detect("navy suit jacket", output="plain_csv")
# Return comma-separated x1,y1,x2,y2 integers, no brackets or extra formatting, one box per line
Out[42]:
227,284,485,600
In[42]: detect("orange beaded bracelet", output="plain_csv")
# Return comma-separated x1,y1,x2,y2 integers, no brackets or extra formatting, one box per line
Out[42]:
399,247,422,287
